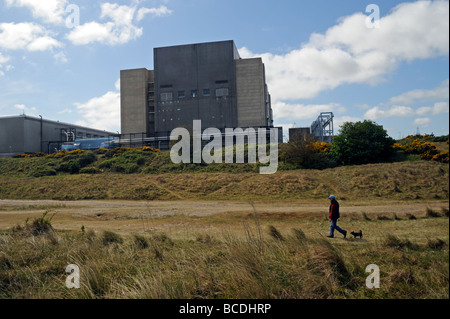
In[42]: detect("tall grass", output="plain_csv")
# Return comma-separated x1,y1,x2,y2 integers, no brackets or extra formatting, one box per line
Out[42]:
1,212,448,299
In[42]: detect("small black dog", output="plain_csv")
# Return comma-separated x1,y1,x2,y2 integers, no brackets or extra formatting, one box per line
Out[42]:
350,230,363,239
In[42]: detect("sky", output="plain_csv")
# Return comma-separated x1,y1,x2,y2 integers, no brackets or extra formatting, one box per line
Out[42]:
0,0,448,140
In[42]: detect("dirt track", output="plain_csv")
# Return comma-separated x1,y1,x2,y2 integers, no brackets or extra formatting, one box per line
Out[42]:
0,199,447,234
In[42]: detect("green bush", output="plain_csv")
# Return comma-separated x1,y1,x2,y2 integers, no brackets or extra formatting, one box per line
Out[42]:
330,120,395,165
59,160,80,174
77,151,97,167
29,165,57,177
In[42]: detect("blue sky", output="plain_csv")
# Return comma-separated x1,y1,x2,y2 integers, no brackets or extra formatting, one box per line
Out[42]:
0,0,448,140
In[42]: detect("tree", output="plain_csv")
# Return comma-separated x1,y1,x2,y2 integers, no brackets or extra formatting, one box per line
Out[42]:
330,120,395,165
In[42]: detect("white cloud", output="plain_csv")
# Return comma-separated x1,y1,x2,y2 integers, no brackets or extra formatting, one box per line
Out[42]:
272,101,343,123
67,2,172,46
334,116,362,132
67,4,142,46
53,51,68,63
0,22,61,51
57,108,72,114
101,3,136,26
413,118,431,127
75,90,120,132
417,102,449,116
389,79,449,105
0,52,8,64
364,105,416,120
5,0,68,25
14,103,37,115
0,52,9,76
241,0,449,102
136,5,172,21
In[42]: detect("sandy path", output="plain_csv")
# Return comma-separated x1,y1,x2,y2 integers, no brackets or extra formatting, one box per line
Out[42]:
0,199,447,233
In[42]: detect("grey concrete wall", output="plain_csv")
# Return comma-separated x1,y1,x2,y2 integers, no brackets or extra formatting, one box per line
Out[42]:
1,115,115,156
289,127,313,142
154,40,238,134
0,117,24,156
235,58,267,128
120,68,150,135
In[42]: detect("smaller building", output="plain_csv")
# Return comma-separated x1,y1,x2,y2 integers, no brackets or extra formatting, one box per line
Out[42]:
289,127,313,142
0,115,116,157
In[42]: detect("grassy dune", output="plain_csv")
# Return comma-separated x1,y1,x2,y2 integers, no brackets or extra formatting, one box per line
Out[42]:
0,161,448,201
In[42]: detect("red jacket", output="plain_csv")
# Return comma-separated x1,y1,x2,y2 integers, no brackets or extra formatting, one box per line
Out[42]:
329,199,340,220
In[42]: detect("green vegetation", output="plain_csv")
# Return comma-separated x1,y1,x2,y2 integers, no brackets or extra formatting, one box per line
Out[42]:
330,120,396,165
394,134,449,163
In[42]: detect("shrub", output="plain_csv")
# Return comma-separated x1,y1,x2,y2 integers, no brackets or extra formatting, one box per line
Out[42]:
330,120,395,165
292,228,306,242
67,160,80,174
279,136,336,169
102,231,123,245
268,225,284,241
432,151,449,164
30,211,55,236
427,238,446,250
133,234,149,249
426,208,442,218
29,165,57,177
77,151,97,167
395,137,448,163
384,234,417,250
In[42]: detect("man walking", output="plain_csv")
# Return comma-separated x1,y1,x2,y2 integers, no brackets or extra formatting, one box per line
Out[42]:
327,195,347,238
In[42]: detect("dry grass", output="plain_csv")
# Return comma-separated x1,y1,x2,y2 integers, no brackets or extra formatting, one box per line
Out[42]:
0,161,448,201
0,203,448,299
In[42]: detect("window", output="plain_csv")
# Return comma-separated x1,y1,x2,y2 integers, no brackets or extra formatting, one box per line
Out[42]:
203,89,210,97
191,90,198,98
216,88,229,97
160,92,173,102
178,91,185,99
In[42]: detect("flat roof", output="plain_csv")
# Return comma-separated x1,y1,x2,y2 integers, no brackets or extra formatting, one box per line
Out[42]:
0,114,117,135
154,39,236,50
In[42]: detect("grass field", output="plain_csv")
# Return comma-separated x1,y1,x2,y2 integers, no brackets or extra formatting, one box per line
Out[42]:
0,160,448,299
0,201,448,299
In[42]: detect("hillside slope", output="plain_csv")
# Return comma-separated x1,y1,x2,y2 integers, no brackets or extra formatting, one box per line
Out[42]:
0,161,447,201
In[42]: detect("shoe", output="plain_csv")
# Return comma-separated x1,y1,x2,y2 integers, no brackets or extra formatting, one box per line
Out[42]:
327,235,334,238
344,231,347,239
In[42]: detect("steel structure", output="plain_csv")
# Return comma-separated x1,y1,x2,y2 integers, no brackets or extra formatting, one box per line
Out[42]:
310,112,334,143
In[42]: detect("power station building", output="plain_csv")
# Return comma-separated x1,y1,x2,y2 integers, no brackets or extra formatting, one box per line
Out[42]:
120,40,280,149
0,115,115,157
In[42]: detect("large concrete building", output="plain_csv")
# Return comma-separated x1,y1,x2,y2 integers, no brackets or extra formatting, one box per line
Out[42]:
121,40,277,148
0,115,115,157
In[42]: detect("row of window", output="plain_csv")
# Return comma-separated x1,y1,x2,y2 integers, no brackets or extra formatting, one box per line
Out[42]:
160,88,229,102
